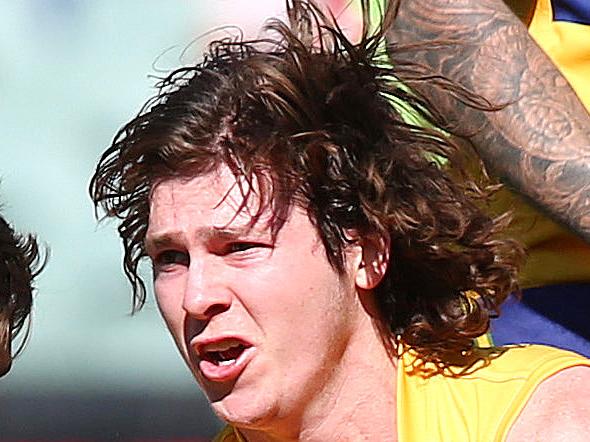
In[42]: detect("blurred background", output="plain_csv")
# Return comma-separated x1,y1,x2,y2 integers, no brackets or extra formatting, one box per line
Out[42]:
0,1,356,440
0,1,288,440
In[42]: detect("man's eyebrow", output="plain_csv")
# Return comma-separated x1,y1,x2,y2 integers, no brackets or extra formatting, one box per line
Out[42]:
144,234,179,254
145,225,268,252
211,225,259,238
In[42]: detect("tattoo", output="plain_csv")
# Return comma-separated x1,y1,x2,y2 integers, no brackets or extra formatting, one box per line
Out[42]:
387,0,590,242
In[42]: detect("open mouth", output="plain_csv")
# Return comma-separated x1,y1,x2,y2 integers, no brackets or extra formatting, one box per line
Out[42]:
199,338,251,367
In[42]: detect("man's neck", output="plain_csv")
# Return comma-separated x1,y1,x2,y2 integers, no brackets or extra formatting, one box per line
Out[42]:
241,316,398,442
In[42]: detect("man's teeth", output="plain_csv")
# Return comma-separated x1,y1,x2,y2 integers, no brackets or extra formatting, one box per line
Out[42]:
199,339,251,366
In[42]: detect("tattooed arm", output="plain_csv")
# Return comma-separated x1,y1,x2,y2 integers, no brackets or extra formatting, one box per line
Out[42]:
387,0,590,242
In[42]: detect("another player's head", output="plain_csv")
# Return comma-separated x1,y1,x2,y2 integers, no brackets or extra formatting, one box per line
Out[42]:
0,214,43,376
91,0,523,429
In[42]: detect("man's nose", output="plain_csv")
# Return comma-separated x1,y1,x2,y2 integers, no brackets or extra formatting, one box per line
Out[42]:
182,259,232,321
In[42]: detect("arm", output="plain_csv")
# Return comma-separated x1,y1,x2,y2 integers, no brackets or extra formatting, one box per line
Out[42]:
387,0,590,242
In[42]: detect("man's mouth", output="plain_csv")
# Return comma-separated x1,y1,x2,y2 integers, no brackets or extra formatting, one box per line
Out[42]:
195,337,255,382
199,338,251,366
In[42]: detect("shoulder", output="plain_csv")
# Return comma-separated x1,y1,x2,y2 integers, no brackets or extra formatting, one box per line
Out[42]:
507,364,590,441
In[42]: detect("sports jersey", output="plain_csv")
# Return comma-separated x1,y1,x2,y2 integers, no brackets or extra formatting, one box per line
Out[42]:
213,345,590,441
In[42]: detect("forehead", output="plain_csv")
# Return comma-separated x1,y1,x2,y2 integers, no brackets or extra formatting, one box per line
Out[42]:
147,167,271,236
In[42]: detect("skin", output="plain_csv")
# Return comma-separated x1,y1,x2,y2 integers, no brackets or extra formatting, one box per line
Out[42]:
388,0,590,242
508,366,590,441
139,2,590,438
197,0,590,241
145,164,590,440
145,166,397,441
386,3,590,437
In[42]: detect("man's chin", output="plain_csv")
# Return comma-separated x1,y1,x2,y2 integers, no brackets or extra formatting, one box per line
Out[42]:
210,389,278,430
195,358,262,408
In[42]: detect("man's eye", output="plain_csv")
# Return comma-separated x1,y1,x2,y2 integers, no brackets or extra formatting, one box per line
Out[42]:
154,250,189,267
227,242,260,253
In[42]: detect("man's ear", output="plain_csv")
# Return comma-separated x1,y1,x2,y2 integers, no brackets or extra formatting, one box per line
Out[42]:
353,232,390,290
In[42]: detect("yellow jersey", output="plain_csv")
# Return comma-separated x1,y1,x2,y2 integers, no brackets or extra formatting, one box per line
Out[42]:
397,345,590,441
213,345,590,441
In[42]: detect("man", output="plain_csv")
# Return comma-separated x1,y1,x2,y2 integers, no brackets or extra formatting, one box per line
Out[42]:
0,213,44,376
90,1,590,439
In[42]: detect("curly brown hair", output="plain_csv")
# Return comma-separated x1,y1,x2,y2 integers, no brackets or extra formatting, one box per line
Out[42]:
90,0,524,367
0,213,45,375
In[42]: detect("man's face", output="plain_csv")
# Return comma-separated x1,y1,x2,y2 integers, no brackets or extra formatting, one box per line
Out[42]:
146,166,365,427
